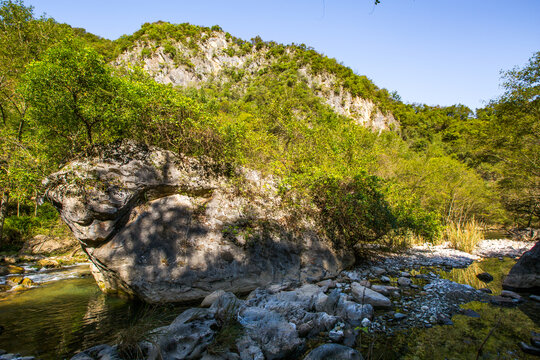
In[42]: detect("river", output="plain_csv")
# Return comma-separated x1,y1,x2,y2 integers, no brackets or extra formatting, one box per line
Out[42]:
0,258,538,359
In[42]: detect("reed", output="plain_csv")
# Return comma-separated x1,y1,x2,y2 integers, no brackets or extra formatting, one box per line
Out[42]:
443,219,483,253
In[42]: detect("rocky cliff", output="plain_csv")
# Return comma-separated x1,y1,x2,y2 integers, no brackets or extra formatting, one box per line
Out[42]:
115,30,397,132
44,141,354,303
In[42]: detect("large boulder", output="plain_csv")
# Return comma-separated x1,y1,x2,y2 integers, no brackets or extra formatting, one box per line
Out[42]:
20,234,79,255
44,141,353,303
503,241,540,293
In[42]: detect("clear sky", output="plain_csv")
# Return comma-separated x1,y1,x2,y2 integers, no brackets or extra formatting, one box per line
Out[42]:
26,0,540,110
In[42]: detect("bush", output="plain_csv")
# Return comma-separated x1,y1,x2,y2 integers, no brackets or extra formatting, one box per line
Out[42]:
312,173,396,248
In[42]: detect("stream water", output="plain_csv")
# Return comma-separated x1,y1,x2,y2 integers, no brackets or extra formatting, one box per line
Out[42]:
364,257,540,360
0,258,538,359
0,266,186,359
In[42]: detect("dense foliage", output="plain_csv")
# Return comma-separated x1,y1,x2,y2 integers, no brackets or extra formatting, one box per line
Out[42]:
0,1,537,254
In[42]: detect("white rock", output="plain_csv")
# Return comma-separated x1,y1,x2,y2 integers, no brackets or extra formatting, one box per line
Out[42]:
351,283,392,308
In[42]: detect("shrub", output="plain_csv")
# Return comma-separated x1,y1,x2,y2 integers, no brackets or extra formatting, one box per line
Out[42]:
312,172,396,248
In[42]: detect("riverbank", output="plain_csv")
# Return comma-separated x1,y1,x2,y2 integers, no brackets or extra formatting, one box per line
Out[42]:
69,238,538,360
0,238,537,359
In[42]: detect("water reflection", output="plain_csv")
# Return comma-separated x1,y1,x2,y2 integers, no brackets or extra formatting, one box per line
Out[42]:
364,257,540,359
0,276,185,359
437,257,516,294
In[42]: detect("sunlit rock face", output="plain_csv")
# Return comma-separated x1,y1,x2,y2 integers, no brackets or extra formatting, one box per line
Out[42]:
44,141,353,303
115,31,398,133
503,241,540,293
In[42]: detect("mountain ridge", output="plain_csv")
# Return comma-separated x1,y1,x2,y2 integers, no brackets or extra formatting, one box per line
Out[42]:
112,21,398,131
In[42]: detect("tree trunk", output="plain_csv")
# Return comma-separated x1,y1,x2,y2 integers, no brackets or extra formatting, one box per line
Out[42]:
85,122,93,145
0,191,9,244
34,190,38,217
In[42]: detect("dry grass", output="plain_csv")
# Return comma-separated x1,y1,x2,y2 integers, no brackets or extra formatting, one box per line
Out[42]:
442,219,484,253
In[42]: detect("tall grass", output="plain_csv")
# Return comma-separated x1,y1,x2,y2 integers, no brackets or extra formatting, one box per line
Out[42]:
443,219,483,253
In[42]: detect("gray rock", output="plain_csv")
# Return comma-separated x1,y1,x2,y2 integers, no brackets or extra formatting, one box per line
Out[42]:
461,309,481,318
489,295,518,306
316,279,336,292
371,267,386,276
503,241,540,292
358,280,371,288
70,345,119,360
239,307,303,360
209,292,243,319
336,294,373,326
304,344,363,360
44,141,354,303
201,290,227,307
201,353,240,360
350,283,392,308
146,308,217,360
397,277,412,287
530,294,540,302
476,272,494,283
328,328,344,342
532,331,540,347
500,290,522,300
394,313,407,320
370,285,399,297
380,276,390,283
236,335,265,360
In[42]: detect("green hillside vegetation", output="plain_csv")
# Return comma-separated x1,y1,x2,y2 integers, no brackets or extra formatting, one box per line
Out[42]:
0,1,538,255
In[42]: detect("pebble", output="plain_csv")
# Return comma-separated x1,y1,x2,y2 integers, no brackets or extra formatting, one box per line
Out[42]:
500,290,522,300
461,309,481,318
489,295,518,306
439,316,453,326
328,328,344,342
476,272,494,283
380,276,390,283
361,318,371,327
397,277,412,287
394,313,407,320
358,280,371,288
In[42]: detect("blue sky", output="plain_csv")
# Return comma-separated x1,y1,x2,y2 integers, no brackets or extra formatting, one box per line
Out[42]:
26,0,540,110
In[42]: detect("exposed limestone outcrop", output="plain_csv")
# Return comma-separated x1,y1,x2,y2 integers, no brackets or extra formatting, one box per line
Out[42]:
115,32,397,132
44,141,353,303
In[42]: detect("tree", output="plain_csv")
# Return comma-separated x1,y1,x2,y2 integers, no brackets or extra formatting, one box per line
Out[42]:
0,0,70,243
21,38,128,159
478,52,540,227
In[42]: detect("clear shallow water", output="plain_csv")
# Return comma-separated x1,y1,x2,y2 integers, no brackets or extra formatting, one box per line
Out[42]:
0,274,186,359
0,263,90,286
365,257,540,359
0,258,538,359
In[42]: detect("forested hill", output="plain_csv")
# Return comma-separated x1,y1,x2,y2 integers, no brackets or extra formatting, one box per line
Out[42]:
111,22,398,132
0,1,538,252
